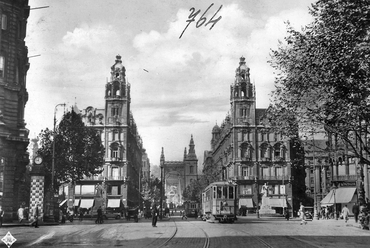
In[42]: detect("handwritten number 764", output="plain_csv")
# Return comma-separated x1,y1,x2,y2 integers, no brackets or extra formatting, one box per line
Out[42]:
179,3,223,39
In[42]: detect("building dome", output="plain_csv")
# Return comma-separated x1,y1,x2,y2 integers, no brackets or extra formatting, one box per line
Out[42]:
212,124,221,133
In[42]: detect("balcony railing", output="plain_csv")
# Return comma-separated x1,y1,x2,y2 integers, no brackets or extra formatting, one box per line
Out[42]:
332,175,357,181
260,175,289,180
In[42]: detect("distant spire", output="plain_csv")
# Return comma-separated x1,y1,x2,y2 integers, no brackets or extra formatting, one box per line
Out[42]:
186,135,197,160
184,147,187,161
160,147,165,165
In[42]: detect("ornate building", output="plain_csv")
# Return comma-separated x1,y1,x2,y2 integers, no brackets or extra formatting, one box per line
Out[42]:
160,135,198,207
204,57,304,215
0,0,30,220
63,55,147,212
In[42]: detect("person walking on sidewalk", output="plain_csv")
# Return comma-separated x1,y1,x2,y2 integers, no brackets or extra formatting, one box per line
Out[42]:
299,202,307,225
151,201,158,227
342,205,350,223
17,205,25,223
352,203,360,223
31,203,40,228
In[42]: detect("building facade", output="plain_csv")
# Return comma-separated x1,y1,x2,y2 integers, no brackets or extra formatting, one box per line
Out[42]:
0,0,30,220
305,137,362,216
160,135,199,207
204,57,304,215
62,55,146,213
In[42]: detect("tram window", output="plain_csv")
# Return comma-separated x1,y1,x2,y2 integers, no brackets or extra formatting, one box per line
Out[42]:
229,186,234,199
213,186,216,199
217,187,222,198
223,186,227,199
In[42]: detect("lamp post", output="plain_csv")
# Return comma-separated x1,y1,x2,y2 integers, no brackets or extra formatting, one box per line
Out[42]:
51,103,65,219
160,164,164,220
255,176,260,218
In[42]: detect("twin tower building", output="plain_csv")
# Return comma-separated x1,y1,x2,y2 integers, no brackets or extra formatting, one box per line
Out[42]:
63,54,299,214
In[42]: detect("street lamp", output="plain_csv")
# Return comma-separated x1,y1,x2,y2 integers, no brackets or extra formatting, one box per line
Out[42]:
51,103,65,219
160,164,164,220
331,183,338,220
255,176,260,218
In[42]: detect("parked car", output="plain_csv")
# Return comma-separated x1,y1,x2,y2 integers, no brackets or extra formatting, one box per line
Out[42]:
104,209,121,219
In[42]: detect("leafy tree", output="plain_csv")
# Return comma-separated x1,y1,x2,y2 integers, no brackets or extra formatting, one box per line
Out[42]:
37,109,105,193
268,0,370,205
182,176,210,203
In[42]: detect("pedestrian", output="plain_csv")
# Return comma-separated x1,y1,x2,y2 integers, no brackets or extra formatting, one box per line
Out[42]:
0,206,4,227
151,200,158,227
182,210,187,220
31,203,40,228
284,207,290,221
325,206,329,219
96,206,103,224
299,202,307,225
352,203,360,223
24,207,29,221
79,208,84,221
341,205,350,223
18,205,25,223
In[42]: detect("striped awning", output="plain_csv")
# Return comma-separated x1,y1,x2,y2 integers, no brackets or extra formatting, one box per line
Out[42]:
320,187,357,205
268,198,287,208
79,199,94,208
107,199,121,208
239,198,254,208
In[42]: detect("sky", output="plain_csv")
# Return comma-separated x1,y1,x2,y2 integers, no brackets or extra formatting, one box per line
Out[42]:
25,0,315,168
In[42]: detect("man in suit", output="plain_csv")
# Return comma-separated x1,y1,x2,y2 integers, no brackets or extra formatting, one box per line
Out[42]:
151,200,158,227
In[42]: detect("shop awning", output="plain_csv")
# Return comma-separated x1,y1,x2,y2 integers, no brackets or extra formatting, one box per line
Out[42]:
320,187,357,205
268,198,287,208
79,199,94,209
107,199,121,208
239,198,254,208
59,199,68,207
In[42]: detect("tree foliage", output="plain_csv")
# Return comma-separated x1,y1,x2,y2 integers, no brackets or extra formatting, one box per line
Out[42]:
37,110,105,193
268,0,370,160
182,177,208,203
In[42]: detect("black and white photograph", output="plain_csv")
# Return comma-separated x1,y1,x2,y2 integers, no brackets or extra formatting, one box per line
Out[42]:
0,0,370,247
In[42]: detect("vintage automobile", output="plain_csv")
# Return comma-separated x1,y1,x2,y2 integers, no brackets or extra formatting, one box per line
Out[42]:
104,209,121,220
125,207,139,222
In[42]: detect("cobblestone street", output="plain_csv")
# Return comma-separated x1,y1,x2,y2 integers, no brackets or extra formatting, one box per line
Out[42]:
0,215,369,248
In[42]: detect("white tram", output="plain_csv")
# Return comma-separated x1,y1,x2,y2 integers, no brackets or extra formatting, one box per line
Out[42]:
201,181,237,223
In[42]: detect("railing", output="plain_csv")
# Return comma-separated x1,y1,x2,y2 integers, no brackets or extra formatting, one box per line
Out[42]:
332,175,357,181
259,175,289,180
235,175,255,180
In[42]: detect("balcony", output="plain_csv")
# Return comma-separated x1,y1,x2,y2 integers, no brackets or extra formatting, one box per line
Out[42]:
259,175,289,181
332,175,357,182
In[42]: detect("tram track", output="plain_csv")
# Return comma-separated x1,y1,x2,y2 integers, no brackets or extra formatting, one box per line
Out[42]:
155,218,210,248
227,225,325,248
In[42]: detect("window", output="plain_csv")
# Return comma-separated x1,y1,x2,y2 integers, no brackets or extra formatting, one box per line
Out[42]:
242,167,249,177
241,185,252,195
75,185,81,195
228,186,234,199
112,167,119,179
0,56,4,77
190,166,194,174
111,107,119,117
111,186,118,195
81,185,95,195
1,14,7,30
